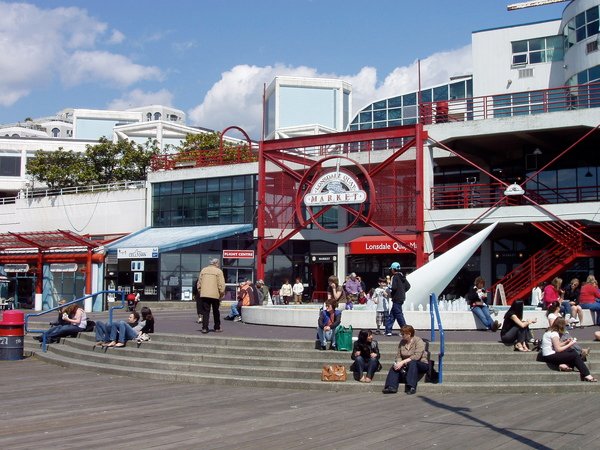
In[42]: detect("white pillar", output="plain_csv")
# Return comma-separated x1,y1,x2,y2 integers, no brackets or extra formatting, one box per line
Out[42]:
34,293,43,311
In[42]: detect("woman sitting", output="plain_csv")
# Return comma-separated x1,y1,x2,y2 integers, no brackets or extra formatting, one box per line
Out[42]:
562,278,583,326
543,277,564,310
500,300,536,352
316,301,341,350
578,275,600,326
540,317,596,382
350,329,381,383
382,325,429,395
38,303,87,343
546,301,589,360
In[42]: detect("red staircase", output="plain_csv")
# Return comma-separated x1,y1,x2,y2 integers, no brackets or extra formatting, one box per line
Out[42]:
491,220,587,303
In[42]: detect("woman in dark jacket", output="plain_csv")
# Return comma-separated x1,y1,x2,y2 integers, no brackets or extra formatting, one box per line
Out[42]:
500,300,536,351
350,329,381,383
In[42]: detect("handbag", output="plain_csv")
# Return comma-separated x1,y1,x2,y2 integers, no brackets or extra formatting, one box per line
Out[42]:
321,364,347,382
425,360,439,384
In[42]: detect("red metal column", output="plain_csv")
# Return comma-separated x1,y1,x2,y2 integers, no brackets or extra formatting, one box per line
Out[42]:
256,139,266,280
415,124,426,268
85,249,92,294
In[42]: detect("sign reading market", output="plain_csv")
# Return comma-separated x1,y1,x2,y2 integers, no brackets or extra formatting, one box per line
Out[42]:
304,168,367,207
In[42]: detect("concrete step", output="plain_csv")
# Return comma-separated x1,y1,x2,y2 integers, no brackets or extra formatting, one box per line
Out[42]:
24,333,600,394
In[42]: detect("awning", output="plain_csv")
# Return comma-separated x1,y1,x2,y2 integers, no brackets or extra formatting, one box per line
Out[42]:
348,235,416,255
105,224,253,254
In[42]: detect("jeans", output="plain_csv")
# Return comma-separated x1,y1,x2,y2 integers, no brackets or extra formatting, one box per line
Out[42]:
542,349,590,379
384,360,429,391
317,327,335,347
353,356,379,379
385,302,406,334
95,321,111,342
471,305,494,329
43,324,82,341
580,302,600,325
109,321,139,343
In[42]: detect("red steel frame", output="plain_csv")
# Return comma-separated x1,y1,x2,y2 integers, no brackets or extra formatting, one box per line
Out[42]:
256,125,428,280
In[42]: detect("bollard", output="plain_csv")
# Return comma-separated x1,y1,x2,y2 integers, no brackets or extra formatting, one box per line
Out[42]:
0,310,25,360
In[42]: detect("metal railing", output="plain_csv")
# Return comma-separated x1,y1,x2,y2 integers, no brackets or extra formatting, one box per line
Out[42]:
431,182,600,210
25,290,125,352
420,81,600,124
429,293,444,384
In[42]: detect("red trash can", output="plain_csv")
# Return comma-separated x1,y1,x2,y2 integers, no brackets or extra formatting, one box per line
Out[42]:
0,310,24,360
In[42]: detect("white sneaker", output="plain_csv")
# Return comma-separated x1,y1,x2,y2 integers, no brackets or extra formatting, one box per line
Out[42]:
385,332,392,336
234,316,242,322
569,317,580,324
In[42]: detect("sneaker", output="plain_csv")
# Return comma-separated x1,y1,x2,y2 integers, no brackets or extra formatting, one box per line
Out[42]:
406,387,417,395
234,316,242,322
385,332,393,336
382,388,398,394
197,317,203,324
491,320,499,332
569,317,580,324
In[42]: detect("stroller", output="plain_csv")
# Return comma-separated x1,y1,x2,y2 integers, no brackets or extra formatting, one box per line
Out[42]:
126,292,140,311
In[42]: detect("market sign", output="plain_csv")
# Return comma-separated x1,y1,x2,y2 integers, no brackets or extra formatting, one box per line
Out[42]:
223,250,255,259
117,247,159,259
304,169,366,207
50,263,78,273
4,264,29,273
348,235,417,255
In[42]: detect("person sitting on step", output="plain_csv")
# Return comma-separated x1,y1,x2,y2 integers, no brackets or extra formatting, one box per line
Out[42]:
36,303,87,344
500,300,536,352
466,276,499,332
350,329,381,383
317,300,341,350
546,301,589,360
540,316,597,382
382,325,429,395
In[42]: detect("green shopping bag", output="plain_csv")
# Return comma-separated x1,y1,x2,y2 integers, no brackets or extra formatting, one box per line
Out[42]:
335,324,353,351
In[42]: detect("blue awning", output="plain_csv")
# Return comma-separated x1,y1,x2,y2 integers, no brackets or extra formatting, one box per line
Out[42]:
105,224,253,254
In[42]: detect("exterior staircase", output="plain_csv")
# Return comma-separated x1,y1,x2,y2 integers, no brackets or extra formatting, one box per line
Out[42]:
24,332,600,394
491,220,599,303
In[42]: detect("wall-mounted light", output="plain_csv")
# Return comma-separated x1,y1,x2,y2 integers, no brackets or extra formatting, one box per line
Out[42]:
504,183,525,196
532,148,542,155
585,168,593,178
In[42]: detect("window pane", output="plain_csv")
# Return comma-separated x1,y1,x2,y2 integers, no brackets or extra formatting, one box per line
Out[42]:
587,20,599,37
512,40,527,53
359,111,372,122
388,108,401,119
373,100,386,109
433,86,448,101
388,96,402,108
587,6,599,22
529,51,544,64
373,110,387,121
513,54,527,64
403,93,416,106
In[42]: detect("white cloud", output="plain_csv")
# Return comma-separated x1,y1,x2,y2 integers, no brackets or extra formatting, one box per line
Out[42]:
107,89,174,110
0,2,162,106
108,29,125,44
188,45,472,138
61,51,163,87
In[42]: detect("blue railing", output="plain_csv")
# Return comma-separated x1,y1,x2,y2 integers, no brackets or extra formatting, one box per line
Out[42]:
25,290,126,352
429,293,445,384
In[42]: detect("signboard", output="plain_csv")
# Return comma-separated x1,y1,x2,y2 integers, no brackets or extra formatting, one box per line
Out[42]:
348,236,417,254
311,255,337,263
117,247,158,259
304,168,366,206
4,264,29,273
50,263,78,273
223,250,255,259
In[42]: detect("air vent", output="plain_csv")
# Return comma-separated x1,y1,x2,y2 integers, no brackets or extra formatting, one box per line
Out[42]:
586,40,598,54
518,68,534,79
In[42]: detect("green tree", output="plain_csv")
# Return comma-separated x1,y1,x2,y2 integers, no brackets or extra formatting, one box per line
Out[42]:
25,148,88,189
26,138,161,189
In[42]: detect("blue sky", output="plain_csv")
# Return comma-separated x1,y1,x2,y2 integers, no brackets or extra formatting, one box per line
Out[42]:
0,0,567,139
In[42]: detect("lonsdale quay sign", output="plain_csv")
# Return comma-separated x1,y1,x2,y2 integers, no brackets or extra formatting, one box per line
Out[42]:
304,169,367,206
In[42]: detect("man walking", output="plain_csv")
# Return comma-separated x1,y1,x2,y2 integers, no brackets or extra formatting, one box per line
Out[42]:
197,258,226,334
385,262,411,336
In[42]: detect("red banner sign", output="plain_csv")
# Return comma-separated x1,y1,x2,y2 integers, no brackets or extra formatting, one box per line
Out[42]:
348,235,416,254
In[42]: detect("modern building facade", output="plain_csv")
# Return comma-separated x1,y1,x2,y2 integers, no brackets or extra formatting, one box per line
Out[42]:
1,0,600,309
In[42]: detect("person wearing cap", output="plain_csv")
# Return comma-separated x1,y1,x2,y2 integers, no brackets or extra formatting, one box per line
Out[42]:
197,258,226,334
385,262,411,336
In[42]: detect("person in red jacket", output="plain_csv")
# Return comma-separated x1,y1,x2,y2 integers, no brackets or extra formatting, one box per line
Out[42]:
578,275,600,326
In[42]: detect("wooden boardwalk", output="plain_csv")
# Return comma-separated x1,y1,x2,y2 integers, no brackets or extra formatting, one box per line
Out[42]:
2,357,600,449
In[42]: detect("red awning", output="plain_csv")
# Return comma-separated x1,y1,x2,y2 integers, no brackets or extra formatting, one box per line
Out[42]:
348,235,416,255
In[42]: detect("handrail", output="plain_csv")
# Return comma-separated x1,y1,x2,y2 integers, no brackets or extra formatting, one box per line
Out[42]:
24,290,125,352
429,293,445,384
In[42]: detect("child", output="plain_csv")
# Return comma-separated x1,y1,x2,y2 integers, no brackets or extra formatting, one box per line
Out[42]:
372,277,390,334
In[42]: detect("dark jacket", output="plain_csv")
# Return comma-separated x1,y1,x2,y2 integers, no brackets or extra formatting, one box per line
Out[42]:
350,339,382,372
141,318,154,334
318,309,342,330
390,272,410,304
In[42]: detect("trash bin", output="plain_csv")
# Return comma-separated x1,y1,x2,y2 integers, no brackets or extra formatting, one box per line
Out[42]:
0,310,24,360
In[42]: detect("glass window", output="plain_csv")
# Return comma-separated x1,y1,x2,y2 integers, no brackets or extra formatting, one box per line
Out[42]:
403,93,416,106
449,82,466,100
195,179,206,192
171,181,183,195
388,108,401,120
512,41,528,53
0,156,21,176
359,111,372,123
373,100,386,110
207,178,219,192
388,96,402,108
433,86,448,102
420,90,432,103
220,177,232,191
373,110,387,121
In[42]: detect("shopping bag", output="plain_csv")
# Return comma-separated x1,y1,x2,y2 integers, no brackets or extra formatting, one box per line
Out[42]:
335,324,353,351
